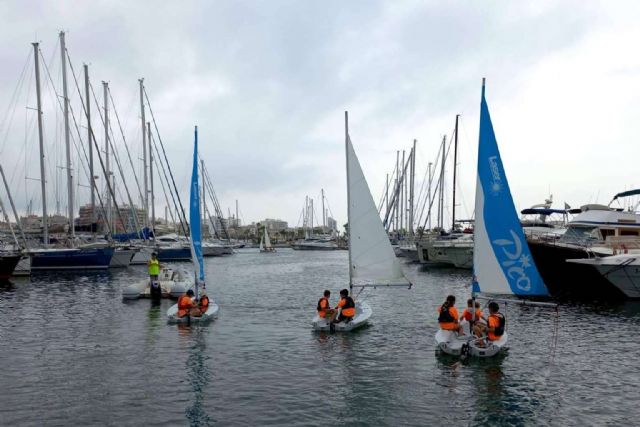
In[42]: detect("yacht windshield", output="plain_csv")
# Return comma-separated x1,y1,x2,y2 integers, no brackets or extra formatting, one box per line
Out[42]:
560,226,601,244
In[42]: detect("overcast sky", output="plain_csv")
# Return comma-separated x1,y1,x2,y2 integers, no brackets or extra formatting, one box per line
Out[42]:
1,1,640,230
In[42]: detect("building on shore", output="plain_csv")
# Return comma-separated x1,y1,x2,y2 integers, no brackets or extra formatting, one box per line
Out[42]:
77,204,147,234
327,216,338,232
262,218,288,232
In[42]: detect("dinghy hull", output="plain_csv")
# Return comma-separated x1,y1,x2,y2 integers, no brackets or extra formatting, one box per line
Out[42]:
167,302,219,324
311,301,372,332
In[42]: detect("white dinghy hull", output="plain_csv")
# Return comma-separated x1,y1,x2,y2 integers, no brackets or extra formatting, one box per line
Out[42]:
435,326,508,358
167,302,220,324
311,300,372,332
122,268,191,300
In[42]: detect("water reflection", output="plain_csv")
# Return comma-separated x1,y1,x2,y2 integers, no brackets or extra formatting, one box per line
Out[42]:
180,325,213,427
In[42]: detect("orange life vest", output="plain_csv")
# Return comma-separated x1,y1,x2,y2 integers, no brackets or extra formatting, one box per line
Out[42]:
488,313,506,341
317,297,330,317
438,305,459,330
199,295,210,313
177,295,193,317
462,308,483,322
338,296,356,317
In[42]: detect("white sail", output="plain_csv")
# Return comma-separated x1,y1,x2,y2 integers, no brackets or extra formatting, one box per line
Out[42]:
347,135,410,286
259,233,264,251
264,228,272,248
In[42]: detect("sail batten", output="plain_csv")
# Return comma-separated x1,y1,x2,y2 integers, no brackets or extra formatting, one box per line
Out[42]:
473,84,548,296
346,133,410,287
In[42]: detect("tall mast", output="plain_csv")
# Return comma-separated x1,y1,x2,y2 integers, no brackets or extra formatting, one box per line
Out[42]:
103,81,111,233
84,64,95,231
139,79,149,227
344,111,353,291
235,199,239,228
409,139,416,238
395,150,399,233
452,114,459,231
201,159,205,236
438,135,446,229
400,150,405,234
321,188,326,232
60,32,74,239
385,173,389,216
310,199,314,233
427,162,432,230
148,121,155,234
33,42,48,245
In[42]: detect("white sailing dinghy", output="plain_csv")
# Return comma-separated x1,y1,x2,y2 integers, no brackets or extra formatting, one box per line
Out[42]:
167,127,219,324
435,80,554,358
260,228,276,252
122,267,191,300
312,112,412,332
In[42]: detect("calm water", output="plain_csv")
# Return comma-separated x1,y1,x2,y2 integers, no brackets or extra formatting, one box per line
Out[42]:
1,249,639,426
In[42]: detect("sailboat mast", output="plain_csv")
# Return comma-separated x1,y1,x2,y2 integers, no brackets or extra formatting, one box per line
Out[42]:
103,81,111,233
427,162,432,230
33,42,48,245
409,139,416,238
201,159,206,236
139,79,149,228
344,111,353,291
395,150,399,233
321,188,325,232
438,136,446,229
84,65,95,231
148,122,155,233
60,32,75,239
452,114,459,231
400,150,405,234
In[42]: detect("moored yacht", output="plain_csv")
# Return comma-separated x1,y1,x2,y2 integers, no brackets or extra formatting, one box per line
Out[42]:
527,197,640,299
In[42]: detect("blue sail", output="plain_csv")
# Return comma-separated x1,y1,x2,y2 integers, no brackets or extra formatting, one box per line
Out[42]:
472,81,549,296
190,126,205,284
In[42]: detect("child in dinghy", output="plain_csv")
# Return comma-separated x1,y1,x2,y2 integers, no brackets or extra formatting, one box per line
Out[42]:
438,295,464,335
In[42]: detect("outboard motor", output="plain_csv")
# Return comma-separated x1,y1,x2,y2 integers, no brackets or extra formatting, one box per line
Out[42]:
150,279,162,303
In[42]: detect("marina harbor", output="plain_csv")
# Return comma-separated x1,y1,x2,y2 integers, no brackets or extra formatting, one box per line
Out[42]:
1,3,640,426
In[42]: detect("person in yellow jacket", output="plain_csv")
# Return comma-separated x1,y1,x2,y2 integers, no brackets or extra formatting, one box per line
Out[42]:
148,252,162,283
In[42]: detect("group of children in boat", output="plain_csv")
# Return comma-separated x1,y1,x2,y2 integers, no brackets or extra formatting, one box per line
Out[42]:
438,295,505,345
316,289,356,325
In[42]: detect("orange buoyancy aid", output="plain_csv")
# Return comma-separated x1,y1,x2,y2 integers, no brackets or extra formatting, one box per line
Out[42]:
177,295,193,317
317,297,330,317
438,305,459,330
338,296,356,317
199,295,210,313
462,308,483,322
488,313,506,341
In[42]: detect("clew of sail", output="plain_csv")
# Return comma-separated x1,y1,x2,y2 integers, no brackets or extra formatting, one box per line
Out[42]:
190,126,205,289
473,82,548,296
346,133,410,287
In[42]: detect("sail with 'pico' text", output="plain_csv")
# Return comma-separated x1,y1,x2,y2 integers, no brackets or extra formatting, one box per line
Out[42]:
472,81,549,296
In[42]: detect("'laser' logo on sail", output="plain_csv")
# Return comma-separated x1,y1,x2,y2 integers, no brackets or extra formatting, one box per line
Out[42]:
488,156,503,195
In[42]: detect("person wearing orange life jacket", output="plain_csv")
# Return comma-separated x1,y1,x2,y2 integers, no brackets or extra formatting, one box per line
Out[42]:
317,290,337,321
461,299,485,324
177,289,196,318
333,289,356,324
438,295,464,335
198,294,210,314
486,301,506,342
